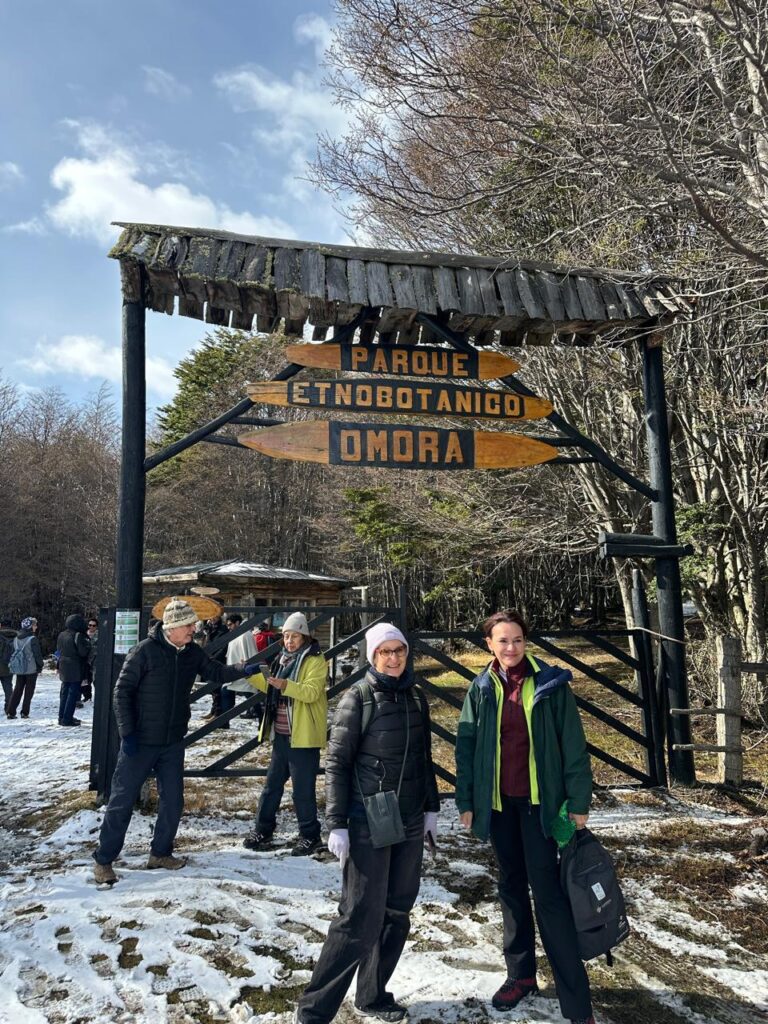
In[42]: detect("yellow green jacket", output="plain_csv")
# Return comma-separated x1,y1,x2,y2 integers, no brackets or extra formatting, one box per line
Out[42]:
246,645,328,749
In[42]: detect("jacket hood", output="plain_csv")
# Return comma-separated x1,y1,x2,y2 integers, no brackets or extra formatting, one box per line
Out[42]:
66,614,87,632
476,655,573,699
17,628,34,639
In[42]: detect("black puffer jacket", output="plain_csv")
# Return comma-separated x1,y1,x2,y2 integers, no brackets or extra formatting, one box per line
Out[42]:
114,623,247,745
56,615,90,683
325,670,440,830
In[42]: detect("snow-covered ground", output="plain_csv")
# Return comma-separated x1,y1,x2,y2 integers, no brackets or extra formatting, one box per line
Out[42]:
1,672,766,1024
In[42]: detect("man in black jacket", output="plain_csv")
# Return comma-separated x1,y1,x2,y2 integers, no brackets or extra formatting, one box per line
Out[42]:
56,614,90,727
92,599,257,884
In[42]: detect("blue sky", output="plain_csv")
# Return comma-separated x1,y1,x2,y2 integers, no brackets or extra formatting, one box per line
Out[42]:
1,0,349,410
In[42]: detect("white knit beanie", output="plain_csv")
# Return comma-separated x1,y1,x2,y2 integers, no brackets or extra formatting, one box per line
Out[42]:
365,623,409,663
282,611,311,636
162,599,198,630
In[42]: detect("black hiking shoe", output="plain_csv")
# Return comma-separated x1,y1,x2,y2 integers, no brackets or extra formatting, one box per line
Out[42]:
61,719,82,727
355,1001,408,1022
491,977,538,1010
243,828,272,851
291,835,323,857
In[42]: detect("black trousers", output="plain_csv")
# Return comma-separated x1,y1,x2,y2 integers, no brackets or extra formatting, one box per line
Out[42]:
490,796,592,1020
297,812,424,1024
256,733,321,840
8,673,38,717
94,741,185,864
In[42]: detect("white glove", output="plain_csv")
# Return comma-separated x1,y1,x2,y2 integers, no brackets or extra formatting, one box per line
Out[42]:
328,828,349,869
424,811,438,838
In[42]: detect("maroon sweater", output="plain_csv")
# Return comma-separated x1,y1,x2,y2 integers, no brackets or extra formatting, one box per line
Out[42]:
496,658,531,798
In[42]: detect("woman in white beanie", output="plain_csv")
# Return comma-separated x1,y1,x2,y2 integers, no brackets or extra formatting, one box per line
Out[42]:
295,622,439,1024
243,611,328,857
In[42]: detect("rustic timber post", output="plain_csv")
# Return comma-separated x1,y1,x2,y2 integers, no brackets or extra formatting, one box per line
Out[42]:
716,636,743,786
100,289,147,797
116,295,147,607
630,569,667,787
641,333,695,784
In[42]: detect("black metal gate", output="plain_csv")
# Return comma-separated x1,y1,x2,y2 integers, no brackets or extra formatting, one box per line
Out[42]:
91,583,664,800
90,597,405,799
411,620,665,791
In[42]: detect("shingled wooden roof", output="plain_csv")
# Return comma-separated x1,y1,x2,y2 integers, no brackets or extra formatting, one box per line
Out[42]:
109,222,691,346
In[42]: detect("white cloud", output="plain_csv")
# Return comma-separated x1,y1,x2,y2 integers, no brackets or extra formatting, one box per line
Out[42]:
46,121,295,244
19,334,178,400
142,66,190,102
2,216,46,235
0,161,24,190
294,13,334,60
214,65,347,152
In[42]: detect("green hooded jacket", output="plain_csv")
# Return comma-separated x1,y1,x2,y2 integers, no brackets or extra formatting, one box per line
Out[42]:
455,655,592,840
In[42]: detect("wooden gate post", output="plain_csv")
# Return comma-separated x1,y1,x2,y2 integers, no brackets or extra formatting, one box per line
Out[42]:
716,636,743,786
641,333,695,784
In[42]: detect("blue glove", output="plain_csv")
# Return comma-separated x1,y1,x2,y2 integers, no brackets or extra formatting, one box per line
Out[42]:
122,734,138,757
242,661,264,678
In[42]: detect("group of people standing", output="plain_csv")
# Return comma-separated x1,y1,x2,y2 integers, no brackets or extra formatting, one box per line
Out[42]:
1,613,98,726
91,598,597,1024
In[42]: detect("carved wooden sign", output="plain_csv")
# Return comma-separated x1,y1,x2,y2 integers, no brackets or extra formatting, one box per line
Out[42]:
285,343,520,380
239,421,557,471
247,380,552,421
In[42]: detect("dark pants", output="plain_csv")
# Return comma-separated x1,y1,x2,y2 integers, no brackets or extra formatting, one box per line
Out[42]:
297,812,424,1024
94,741,185,865
8,673,38,717
58,681,81,724
490,796,592,1020
1,674,12,713
256,732,320,840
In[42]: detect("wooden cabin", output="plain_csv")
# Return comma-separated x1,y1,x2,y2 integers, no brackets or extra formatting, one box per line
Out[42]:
142,560,351,647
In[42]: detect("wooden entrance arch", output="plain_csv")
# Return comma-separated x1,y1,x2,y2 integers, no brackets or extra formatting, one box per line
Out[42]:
101,223,694,789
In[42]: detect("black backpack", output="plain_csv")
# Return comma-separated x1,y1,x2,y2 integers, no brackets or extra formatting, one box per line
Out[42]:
560,828,630,964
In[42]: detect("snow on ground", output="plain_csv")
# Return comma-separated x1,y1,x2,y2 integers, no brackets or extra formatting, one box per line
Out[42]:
1,672,767,1024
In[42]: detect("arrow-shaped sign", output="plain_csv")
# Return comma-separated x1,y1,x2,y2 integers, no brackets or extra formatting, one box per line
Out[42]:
239,421,557,471
285,343,520,380
247,380,552,420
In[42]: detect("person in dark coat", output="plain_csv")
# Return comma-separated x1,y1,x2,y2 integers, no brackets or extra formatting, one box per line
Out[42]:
92,599,259,885
56,614,90,727
455,609,594,1024
6,617,44,719
82,615,99,701
295,623,439,1024
0,617,18,715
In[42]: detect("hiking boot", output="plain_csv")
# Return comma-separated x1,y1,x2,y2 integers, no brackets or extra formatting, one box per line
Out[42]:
94,861,117,884
291,835,323,857
243,828,272,851
146,853,187,870
203,711,217,721
355,1002,408,1022
20,712,29,719
491,976,538,1010
61,719,82,727
570,1018,595,1024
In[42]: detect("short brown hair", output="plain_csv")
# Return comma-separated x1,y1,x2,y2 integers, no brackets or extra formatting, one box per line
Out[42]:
482,609,529,639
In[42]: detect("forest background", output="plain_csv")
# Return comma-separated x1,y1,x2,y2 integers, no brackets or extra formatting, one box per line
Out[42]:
1,1,766,720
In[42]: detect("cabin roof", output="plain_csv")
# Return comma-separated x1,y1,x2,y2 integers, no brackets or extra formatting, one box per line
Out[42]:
142,559,350,587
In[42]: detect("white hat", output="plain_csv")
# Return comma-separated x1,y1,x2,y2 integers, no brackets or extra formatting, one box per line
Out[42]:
282,611,310,636
365,623,409,663
162,599,198,630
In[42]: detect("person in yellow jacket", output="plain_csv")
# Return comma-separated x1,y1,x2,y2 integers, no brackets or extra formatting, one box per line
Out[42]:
243,612,328,856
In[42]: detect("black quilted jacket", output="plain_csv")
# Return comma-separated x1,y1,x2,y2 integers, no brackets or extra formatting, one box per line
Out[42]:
325,671,440,830
114,623,245,745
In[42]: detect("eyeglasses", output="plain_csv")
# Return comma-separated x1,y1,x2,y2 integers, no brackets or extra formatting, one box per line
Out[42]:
377,645,407,659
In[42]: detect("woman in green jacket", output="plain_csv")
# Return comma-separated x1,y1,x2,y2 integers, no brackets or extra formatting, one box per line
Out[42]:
455,609,595,1024
243,612,328,857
